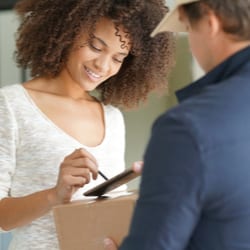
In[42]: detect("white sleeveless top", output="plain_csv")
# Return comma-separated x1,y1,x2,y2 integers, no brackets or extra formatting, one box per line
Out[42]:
0,83,126,250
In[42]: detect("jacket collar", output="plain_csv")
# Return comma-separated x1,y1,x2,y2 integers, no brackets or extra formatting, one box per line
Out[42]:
176,46,250,102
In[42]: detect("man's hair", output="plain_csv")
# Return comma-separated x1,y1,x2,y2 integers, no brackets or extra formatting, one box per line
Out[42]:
181,0,250,41
14,0,175,108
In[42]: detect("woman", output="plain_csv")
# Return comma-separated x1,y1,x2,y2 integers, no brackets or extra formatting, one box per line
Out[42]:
0,0,174,249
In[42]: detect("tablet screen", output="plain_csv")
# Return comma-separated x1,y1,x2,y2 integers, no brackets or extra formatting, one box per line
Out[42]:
84,167,140,197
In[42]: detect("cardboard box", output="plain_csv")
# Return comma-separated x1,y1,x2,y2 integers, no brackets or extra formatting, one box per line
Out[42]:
53,192,138,250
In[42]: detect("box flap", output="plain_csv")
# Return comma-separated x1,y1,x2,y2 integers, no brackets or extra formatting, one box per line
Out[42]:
53,192,138,250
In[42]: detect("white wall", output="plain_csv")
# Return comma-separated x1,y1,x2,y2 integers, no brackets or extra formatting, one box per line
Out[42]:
0,10,20,86
166,0,175,8
125,34,194,189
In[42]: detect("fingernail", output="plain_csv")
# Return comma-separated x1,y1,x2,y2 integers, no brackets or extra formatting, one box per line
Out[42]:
103,238,112,248
134,161,142,171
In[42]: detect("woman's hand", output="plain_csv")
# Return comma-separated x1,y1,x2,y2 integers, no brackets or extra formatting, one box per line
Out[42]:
49,148,98,205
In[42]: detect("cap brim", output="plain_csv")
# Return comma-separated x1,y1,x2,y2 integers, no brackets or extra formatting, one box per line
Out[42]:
151,8,186,37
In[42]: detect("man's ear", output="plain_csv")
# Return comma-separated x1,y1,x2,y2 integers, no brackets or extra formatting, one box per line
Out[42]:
207,10,221,37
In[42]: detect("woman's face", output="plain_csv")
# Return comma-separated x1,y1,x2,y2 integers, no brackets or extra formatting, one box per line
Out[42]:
65,18,131,91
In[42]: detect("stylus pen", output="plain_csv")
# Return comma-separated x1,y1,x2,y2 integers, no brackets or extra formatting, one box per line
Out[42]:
98,170,109,180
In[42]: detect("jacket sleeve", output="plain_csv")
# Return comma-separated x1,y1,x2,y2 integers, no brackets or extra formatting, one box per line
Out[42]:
120,112,204,250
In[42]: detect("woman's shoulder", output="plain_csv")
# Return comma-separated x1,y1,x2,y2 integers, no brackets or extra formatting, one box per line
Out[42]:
103,104,123,117
0,83,23,96
0,84,27,110
102,104,125,129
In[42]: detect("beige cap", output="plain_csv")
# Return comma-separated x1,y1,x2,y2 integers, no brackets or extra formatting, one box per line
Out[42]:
151,0,200,36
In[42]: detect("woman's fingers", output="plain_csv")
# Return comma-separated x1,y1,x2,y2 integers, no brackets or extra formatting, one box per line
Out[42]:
64,148,98,165
60,165,91,183
54,148,100,204
61,156,98,180
67,175,89,187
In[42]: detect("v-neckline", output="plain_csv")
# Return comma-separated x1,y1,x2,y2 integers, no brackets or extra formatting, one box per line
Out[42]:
18,84,108,149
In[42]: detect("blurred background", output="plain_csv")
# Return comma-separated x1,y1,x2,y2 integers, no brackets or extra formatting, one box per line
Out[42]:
0,0,204,248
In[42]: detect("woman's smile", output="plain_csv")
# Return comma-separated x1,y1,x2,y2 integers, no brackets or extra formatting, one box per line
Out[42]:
84,66,102,82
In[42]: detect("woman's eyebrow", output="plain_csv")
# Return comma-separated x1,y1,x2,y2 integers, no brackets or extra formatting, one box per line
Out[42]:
93,35,108,47
93,35,129,56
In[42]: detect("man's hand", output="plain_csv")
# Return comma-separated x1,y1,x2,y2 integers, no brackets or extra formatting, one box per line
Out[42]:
131,160,143,174
104,238,118,250
103,161,143,250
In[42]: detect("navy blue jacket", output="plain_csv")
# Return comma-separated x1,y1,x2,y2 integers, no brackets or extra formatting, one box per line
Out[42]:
120,46,250,250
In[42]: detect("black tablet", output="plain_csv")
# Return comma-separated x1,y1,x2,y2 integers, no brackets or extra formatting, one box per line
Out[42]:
84,167,140,197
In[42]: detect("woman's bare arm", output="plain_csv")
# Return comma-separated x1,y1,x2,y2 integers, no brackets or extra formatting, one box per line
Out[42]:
0,148,98,231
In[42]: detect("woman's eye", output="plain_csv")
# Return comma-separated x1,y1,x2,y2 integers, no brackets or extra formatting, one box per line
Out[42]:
89,42,102,52
113,57,124,64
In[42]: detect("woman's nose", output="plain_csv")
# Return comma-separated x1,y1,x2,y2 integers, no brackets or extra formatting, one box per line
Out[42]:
94,54,111,73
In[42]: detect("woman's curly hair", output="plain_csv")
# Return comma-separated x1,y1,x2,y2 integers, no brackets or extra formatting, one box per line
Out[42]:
14,0,175,109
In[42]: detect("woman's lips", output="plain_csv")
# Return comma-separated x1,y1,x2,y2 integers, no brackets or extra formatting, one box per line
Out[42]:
84,66,102,81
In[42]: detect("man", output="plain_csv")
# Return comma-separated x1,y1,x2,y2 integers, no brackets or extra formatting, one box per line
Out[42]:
104,0,250,249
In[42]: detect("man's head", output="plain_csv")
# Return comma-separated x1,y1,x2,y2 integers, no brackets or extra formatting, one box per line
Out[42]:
152,0,250,41
152,0,250,72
